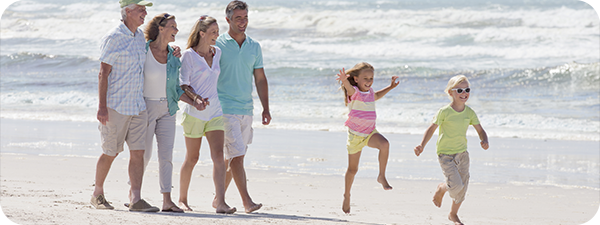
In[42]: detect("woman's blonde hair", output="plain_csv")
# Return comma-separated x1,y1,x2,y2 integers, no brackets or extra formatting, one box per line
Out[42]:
341,62,375,106
444,75,470,99
144,13,175,41
186,16,217,49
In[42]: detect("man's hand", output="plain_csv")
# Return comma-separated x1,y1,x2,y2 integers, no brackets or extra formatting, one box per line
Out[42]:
172,45,182,58
97,107,109,125
262,110,271,125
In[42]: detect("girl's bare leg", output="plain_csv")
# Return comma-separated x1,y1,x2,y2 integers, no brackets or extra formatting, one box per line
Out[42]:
367,133,392,190
178,137,202,211
343,151,361,214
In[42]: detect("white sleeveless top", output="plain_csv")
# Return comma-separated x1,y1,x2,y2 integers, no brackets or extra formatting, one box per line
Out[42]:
143,48,167,98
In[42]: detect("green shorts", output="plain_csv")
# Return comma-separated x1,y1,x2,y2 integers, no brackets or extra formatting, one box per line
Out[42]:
346,129,378,154
181,113,224,138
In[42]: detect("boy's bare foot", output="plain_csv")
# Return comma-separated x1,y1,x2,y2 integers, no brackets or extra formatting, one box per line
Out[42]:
342,194,351,214
449,213,464,225
178,201,193,211
245,202,262,213
432,183,446,208
377,176,393,190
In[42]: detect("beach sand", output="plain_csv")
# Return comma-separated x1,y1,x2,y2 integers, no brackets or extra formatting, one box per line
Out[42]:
1,119,599,224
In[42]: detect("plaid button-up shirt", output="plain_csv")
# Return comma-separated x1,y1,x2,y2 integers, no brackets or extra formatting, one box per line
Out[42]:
99,23,146,115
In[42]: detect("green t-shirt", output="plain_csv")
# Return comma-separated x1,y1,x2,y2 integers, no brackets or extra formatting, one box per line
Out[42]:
433,104,480,155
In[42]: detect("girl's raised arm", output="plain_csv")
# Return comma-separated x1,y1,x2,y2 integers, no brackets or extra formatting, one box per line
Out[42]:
336,68,356,96
375,76,399,100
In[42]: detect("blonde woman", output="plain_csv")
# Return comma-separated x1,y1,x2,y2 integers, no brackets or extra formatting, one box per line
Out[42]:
178,15,236,214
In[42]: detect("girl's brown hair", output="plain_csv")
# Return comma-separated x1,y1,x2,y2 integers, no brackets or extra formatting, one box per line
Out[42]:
144,13,175,41
186,16,217,49
342,62,375,106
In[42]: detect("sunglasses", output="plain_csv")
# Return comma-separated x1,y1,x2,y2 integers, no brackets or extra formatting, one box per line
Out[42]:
159,13,171,25
451,87,471,94
199,15,208,22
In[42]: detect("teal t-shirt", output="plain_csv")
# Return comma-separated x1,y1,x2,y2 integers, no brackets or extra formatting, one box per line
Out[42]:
215,33,264,115
433,104,480,155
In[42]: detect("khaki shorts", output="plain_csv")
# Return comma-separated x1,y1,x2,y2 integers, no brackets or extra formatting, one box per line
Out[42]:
346,129,378,154
438,151,470,204
181,113,224,138
99,108,147,156
223,114,253,160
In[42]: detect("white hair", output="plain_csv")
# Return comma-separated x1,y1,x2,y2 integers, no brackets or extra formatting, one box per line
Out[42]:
121,3,137,20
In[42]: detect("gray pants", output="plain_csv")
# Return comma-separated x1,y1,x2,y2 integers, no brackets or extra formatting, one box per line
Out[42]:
144,99,176,193
438,151,470,204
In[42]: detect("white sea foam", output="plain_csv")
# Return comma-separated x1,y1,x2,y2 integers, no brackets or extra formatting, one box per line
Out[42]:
2,0,597,69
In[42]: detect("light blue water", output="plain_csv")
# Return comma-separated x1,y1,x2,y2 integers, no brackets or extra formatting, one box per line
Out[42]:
1,0,599,189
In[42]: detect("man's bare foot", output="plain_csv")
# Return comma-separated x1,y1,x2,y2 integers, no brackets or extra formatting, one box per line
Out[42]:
178,201,193,211
244,202,262,213
213,198,236,214
342,194,351,214
216,205,237,214
432,183,446,208
449,213,464,225
377,176,393,190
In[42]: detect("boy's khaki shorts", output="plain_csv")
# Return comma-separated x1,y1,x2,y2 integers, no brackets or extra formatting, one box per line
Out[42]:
438,151,470,204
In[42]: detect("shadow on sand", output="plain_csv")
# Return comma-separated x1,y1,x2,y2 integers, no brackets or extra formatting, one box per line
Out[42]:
132,210,381,224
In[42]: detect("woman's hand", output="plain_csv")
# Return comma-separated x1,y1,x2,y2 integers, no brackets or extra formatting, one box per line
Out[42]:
193,96,209,111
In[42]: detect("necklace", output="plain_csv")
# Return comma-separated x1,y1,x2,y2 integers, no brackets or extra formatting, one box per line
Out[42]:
195,47,214,58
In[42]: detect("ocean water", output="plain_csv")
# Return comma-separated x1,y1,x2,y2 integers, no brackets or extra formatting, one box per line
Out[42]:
1,0,599,189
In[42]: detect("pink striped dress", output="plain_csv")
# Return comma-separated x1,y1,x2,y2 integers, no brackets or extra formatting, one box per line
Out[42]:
345,86,376,136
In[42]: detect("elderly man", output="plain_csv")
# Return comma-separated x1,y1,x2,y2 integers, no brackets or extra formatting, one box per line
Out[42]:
90,0,159,212
215,0,270,214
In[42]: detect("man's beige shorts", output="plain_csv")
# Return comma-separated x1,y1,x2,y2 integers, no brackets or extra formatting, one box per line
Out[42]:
222,114,253,160
99,108,147,156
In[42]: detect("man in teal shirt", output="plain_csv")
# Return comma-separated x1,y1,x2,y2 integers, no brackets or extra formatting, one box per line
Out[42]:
215,0,270,213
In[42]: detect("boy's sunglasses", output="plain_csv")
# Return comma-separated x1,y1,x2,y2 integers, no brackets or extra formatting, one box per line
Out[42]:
452,88,471,94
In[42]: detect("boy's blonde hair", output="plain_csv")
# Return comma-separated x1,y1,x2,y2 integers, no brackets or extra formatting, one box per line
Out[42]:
342,62,375,106
445,75,470,99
